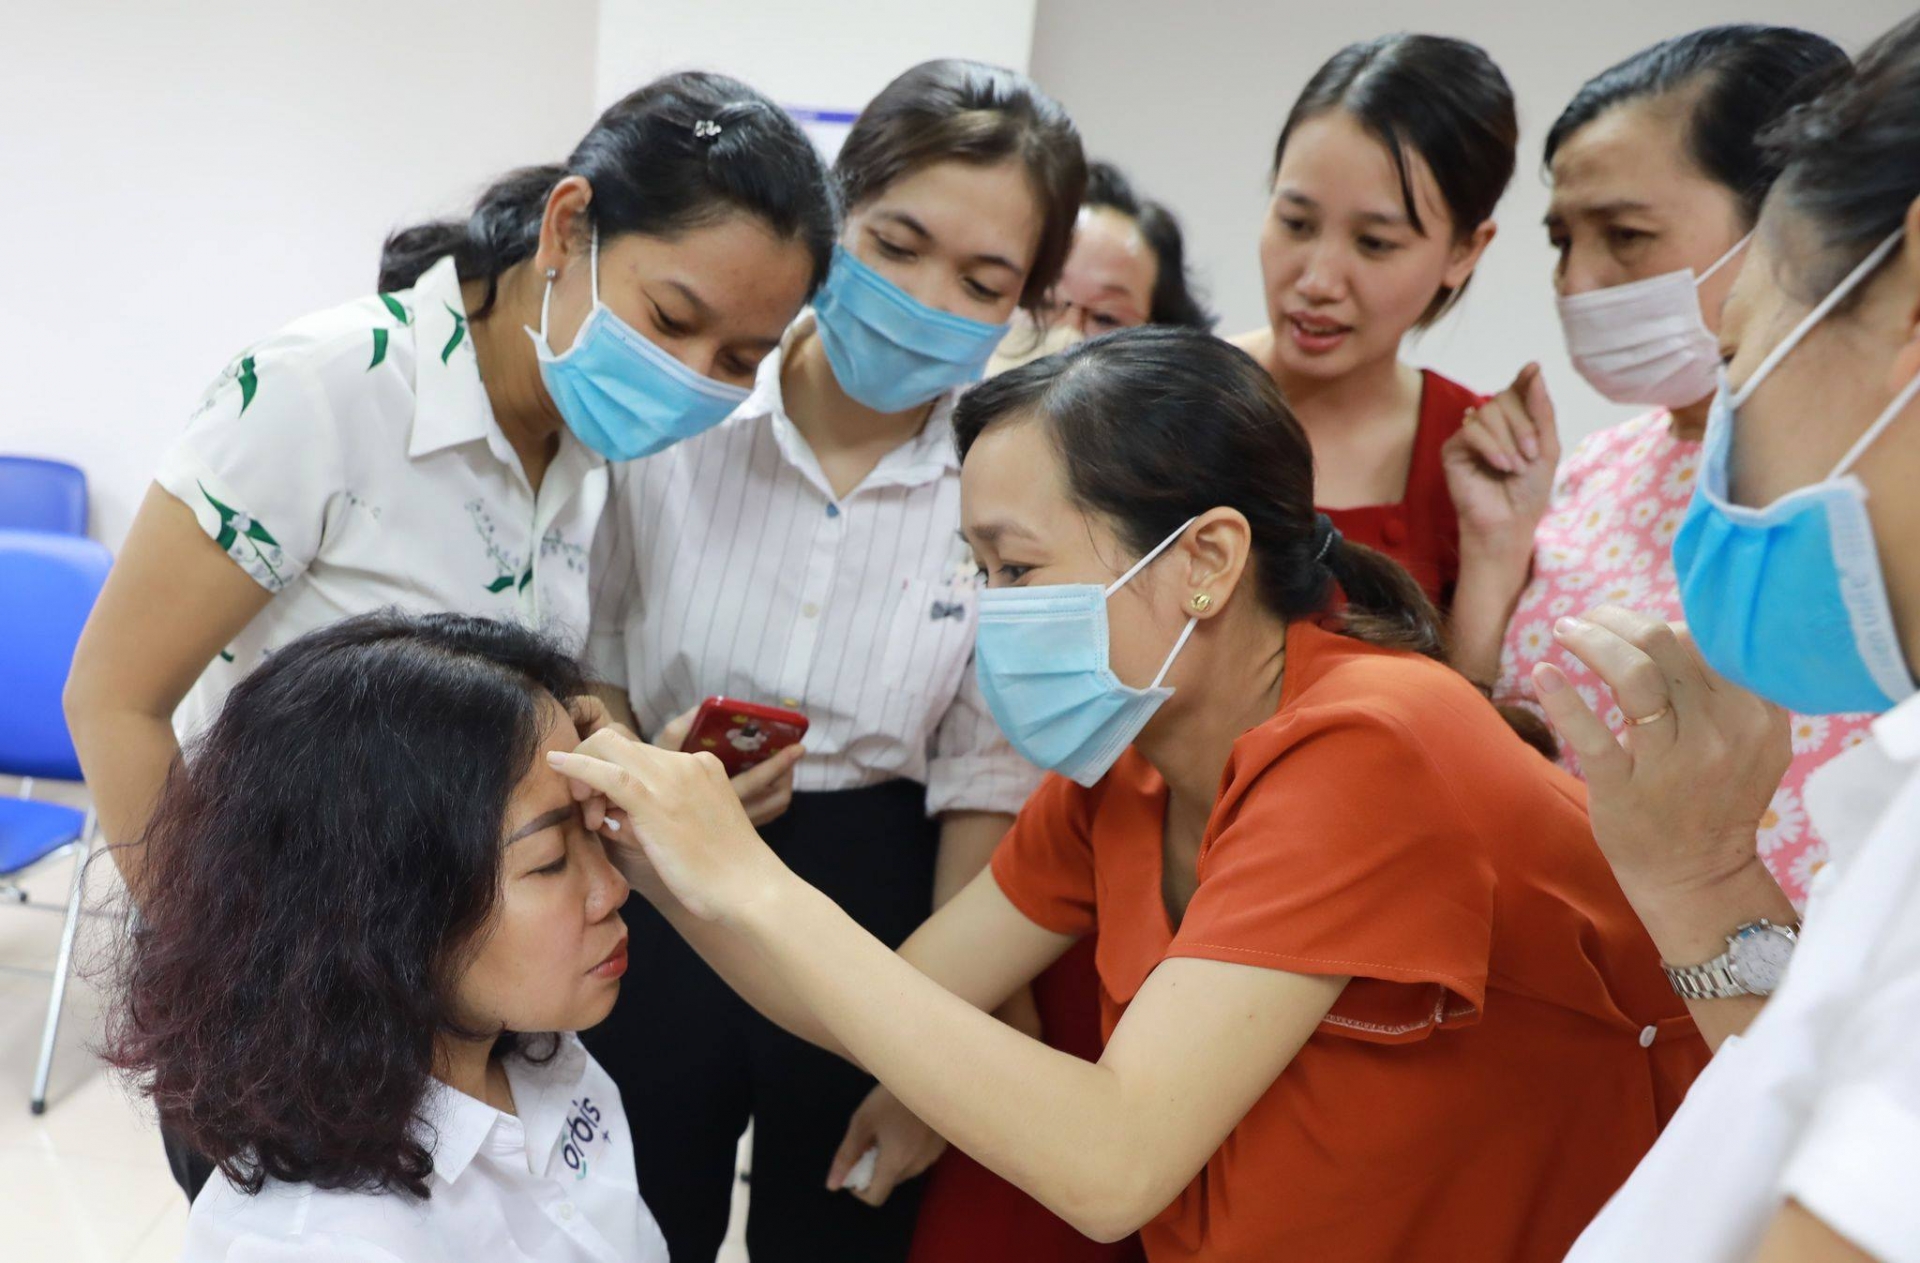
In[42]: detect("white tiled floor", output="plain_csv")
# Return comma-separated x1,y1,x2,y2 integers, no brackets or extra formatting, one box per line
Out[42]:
0,778,752,1261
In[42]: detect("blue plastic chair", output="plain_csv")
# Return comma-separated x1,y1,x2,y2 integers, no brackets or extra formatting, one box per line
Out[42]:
0,529,112,1112
0,457,89,536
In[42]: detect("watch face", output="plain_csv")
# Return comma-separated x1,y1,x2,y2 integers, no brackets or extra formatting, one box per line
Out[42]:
1729,926,1796,995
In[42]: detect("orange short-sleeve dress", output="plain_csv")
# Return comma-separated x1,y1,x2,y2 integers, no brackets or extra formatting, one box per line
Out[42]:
991,621,1706,1263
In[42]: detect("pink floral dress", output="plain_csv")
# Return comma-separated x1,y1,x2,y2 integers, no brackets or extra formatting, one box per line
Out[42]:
1492,409,1877,907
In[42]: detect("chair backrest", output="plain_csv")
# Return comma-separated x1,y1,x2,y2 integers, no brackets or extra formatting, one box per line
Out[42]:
0,456,89,536
0,530,113,780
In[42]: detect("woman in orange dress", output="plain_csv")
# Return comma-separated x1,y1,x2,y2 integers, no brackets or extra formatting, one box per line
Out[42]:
554,328,1706,1262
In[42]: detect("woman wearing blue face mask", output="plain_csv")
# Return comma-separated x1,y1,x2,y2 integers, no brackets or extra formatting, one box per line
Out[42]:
556,327,1709,1263
1527,15,1920,1259
63,70,836,1201
1444,26,1858,911
581,59,1084,1263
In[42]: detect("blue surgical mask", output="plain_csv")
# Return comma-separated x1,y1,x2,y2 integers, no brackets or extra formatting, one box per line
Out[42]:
812,245,1010,413
1674,230,1920,716
975,519,1199,786
525,228,750,461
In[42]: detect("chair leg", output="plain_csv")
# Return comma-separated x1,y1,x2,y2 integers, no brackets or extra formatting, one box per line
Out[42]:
31,813,92,1115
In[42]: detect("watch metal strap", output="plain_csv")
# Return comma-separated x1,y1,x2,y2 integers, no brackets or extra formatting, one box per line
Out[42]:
1664,955,1745,1001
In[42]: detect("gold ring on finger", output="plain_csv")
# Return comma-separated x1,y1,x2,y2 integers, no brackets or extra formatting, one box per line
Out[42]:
1622,704,1673,727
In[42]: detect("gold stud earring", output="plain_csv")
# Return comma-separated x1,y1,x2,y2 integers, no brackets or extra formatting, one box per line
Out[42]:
1189,592,1212,614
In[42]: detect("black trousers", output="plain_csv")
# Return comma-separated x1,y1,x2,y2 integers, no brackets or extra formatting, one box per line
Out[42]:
585,780,940,1263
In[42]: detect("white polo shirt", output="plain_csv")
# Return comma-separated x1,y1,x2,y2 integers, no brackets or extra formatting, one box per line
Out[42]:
182,1036,666,1263
588,313,1040,817
156,256,614,742
1568,693,1920,1261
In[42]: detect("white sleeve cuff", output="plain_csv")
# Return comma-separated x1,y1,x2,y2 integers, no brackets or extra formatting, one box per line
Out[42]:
1780,1079,1920,1263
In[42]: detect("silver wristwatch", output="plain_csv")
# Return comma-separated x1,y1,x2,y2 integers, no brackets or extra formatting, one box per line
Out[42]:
1662,919,1800,1000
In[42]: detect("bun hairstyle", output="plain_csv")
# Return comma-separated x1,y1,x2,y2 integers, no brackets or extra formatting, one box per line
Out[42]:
834,59,1086,312
1272,34,1517,327
378,71,838,320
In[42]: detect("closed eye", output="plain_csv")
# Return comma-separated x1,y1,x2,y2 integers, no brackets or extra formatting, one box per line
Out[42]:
651,303,693,338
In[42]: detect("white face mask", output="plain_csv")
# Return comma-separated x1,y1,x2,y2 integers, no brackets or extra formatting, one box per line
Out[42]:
1556,234,1750,409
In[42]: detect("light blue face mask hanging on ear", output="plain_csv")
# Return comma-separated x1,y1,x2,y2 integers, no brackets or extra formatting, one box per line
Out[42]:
974,518,1200,787
811,245,1011,413
1674,229,1920,716
525,227,751,462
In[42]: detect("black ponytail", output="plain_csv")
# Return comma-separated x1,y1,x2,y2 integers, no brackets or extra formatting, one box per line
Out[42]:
378,71,838,320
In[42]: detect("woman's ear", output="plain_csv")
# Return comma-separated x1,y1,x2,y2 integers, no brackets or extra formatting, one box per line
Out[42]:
1178,509,1253,618
533,176,594,275
1444,219,1499,291
1890,196,1920,396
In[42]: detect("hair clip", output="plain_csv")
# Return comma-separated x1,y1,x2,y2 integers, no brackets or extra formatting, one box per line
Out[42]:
693,119,723,140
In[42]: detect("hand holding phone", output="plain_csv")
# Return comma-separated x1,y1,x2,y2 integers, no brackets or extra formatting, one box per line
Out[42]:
682,697,810,776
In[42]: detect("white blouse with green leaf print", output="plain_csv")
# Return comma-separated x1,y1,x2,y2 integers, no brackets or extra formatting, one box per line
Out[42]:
155,255,619,744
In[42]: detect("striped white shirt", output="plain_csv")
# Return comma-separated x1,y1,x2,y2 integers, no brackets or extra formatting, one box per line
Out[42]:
588,314,1039,818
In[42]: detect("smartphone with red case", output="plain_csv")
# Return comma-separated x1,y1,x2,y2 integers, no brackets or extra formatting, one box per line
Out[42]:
682,697,810,775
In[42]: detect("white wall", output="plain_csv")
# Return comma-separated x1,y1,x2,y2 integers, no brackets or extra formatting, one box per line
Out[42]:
1029,1,1911,444
0,0,599,547
595,0,1038,114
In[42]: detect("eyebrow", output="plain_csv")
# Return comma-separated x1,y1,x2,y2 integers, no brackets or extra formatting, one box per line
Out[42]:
967,520,1037,548
1278,189,1408,228
658,279,717,323
1543,198,1657,225
507,805,574,844
875,210,1024,276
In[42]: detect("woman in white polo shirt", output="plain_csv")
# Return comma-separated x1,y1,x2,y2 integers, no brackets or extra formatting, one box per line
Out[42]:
63,69,836,1200
585,59,1084,1263
107,612,666,1263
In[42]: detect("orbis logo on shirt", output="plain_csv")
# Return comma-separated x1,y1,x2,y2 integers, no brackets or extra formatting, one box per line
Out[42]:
562,1096,608,1181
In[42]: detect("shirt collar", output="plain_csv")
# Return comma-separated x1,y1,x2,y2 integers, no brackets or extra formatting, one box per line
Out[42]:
407,257,508,461
417,1036,592,1185
1871,690,1920,763
405,257,606,478
739,311,963,494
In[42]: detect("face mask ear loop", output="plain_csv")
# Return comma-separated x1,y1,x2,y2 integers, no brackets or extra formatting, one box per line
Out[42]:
1150,616,1201,690
1694,233,1753,288
1104,516,1201,598
1733,231,1904,409
588,223,602,309
1830,368,1920,480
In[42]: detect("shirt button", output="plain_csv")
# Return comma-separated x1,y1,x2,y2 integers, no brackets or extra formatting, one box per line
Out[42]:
801,602,821,619
1638,1025,1658,1049
558,1202,575,1221
1382,518,1408,547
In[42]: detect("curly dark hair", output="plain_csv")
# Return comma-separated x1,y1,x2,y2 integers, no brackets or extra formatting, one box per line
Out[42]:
104,611,588,1199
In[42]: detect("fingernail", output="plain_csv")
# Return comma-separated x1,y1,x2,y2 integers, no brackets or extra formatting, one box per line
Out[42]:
1555,617,1586,637
546,751,566,766
1533,666,1565,695
1522,437,1540,460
